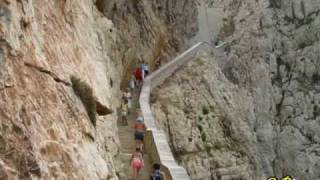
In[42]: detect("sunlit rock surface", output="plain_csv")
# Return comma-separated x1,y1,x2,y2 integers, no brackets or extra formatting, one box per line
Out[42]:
0,0,197,179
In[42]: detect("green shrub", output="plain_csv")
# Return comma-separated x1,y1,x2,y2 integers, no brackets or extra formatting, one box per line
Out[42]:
71,76,97,127
212,142,223,150
204,144,211,154
201,133,207,142
197,124,203,133
312,73,320,84
202,106,209,115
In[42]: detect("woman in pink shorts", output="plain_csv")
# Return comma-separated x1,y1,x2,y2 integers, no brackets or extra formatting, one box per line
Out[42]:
130,147,144,179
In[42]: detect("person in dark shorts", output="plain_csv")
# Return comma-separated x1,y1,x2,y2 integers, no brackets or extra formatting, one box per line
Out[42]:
134,120,146,150
135,131,144,141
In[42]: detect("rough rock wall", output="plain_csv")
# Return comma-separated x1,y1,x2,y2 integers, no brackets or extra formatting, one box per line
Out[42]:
0,0,198,179
220,0,320,179
0,0,120,179
152,53,258,179
151,0,320,179
96,0,198,87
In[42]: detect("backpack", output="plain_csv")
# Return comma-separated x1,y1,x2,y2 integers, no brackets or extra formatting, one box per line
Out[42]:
151,170,162,180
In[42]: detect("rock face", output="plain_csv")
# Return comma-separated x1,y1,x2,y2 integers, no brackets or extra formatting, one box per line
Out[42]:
152,53,257,179
96,0,198,86
0,0,197,179
0,0,120,179
151,0,320,179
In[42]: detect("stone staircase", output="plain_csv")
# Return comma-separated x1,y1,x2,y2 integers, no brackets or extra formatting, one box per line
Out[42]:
117,42,211,180
118,92,152,180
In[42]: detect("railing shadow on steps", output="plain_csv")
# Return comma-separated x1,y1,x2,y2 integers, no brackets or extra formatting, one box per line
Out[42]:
139,42,213,180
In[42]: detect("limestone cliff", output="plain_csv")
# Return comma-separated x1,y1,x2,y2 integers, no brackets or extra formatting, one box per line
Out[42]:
152,0,320,179
0,0,197,179
96,0,198,86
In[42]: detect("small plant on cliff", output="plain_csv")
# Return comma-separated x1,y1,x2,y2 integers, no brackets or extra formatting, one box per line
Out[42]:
197,124,203,133
205,144,212,154
312,73,320,84
202,106,209,115
71,76,97,127
201,133,207,142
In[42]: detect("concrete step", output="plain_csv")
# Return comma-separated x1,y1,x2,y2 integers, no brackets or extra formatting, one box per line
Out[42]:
117,92,153,180
118,128,136,153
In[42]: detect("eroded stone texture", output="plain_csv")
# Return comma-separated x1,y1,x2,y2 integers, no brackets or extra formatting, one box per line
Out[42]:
152,0,320,179
0,0,120,179
152,53,257,179
96,0,198,86
0,0,198,179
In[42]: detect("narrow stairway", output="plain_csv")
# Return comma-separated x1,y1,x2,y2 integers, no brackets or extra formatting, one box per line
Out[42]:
118,91,152,180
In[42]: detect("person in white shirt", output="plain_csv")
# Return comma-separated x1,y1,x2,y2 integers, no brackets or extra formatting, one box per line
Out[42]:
129,75,136,92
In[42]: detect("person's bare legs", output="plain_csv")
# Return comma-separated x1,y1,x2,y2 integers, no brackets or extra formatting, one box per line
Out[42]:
124,116,128,125
122,116,127,125
139,141,143,153
133,167,138,180
137,167,141,179
134,140,143,154
137,80,142,93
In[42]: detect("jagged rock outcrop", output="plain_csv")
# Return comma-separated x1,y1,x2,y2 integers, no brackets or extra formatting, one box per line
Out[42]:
0,0,197,179
152,52,256,179
152,0,320,179
95,0,198,86
0,0,120,179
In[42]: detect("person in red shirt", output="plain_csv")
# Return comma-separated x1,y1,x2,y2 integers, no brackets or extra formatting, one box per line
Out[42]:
134,67,143,88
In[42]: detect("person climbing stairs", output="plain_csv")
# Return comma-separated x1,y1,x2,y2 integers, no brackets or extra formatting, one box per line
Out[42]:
118,89,152,180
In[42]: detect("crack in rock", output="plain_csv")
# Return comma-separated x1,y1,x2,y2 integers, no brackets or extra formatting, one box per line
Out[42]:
24,62,71,86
